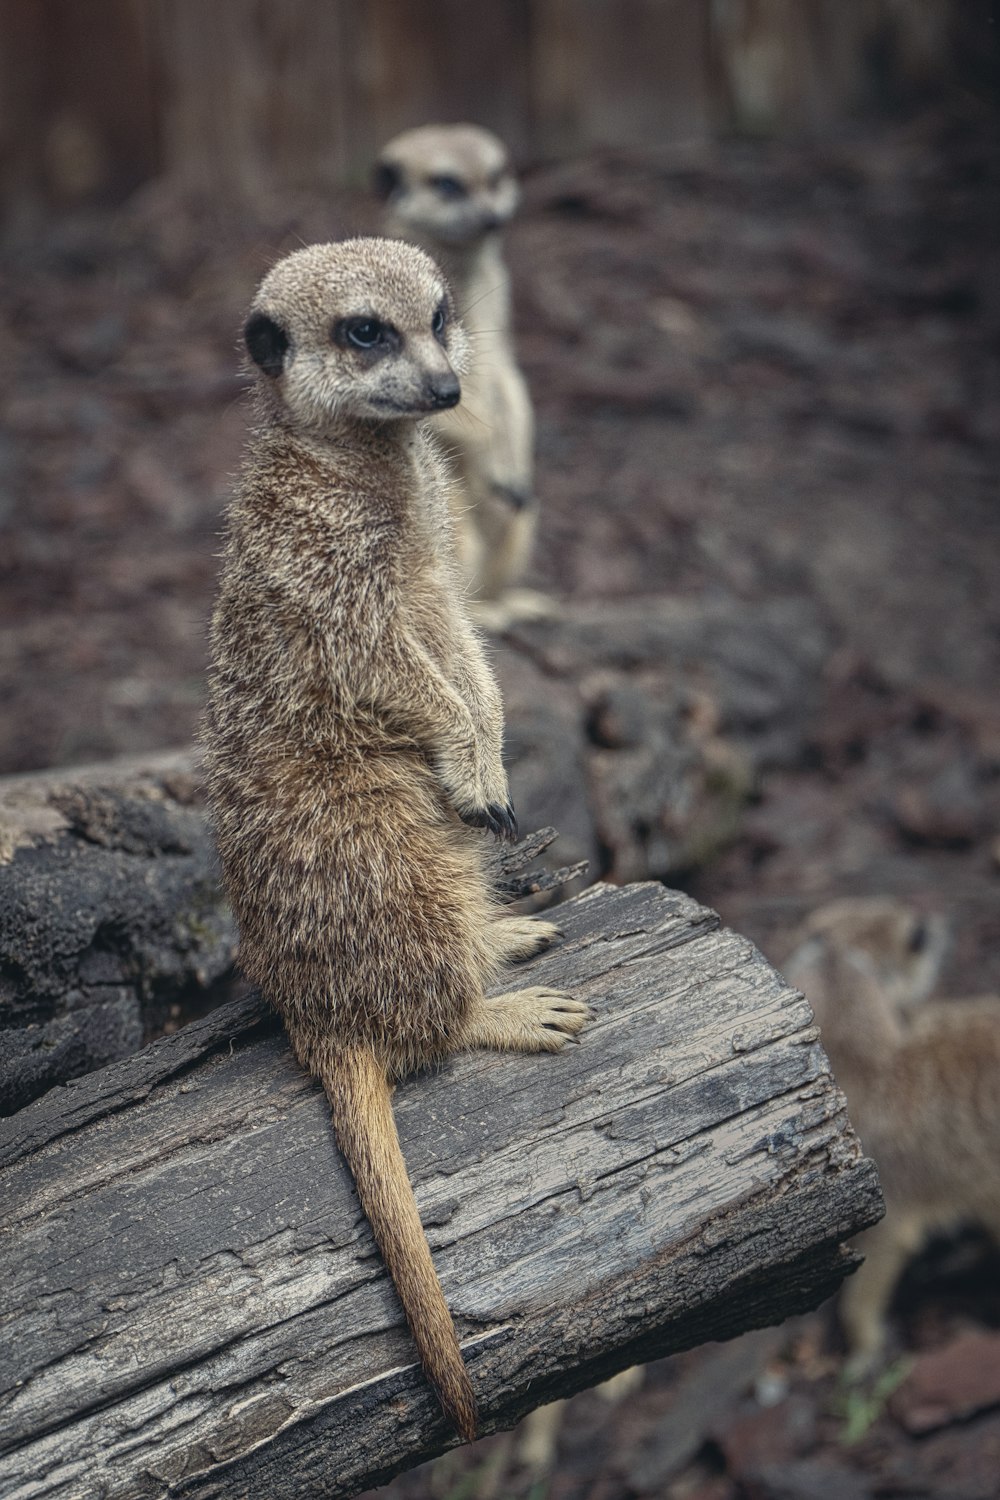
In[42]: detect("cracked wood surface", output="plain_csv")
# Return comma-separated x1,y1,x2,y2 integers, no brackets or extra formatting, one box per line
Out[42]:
0,881,883,1500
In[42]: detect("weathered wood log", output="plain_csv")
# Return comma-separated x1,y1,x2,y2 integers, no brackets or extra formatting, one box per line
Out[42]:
0,880,883,1500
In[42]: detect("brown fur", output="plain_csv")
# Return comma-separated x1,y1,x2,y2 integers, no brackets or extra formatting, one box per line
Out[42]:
783,898,1000,1368
375,124,543,620
201,239,590,1440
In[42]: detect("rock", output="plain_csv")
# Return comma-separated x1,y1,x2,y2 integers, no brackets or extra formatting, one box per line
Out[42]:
892,756,985,848
713,1394,817,1477
739,1459,872,1500
625,1331,785,1492
890,1328,1000,1434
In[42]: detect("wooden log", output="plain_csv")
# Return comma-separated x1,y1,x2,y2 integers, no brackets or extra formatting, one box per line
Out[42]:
0,751,237,1115
0,880,883,1500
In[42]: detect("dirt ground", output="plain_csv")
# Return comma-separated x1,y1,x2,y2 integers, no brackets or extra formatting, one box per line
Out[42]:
2,99,999,1498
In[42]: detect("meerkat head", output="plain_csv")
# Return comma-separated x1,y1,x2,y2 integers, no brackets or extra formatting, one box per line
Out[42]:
243,238,470,434
374,124,519,249
786,897,948,1020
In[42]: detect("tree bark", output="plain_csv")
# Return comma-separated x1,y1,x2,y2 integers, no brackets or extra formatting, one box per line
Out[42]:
0,879,882,1500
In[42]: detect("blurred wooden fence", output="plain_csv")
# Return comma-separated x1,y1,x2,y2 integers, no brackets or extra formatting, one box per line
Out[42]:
0,0,989,219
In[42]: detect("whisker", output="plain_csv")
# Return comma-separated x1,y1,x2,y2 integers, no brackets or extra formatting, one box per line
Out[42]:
458,282,505,319
453,403,495,435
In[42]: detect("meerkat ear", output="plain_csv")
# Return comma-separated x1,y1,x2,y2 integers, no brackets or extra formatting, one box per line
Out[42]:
372,161,402,201
244,312,289,378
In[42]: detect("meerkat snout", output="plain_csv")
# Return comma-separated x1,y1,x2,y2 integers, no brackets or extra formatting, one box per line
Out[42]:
426,369,461,409
242,238,468,431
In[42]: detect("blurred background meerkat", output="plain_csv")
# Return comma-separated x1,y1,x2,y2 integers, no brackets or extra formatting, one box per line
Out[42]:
783,898,1000,1371
374,123,549,629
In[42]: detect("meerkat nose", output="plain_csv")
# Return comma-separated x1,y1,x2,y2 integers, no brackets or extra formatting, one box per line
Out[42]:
426,373,461,409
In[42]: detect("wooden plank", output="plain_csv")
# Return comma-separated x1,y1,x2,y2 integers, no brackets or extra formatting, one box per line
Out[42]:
0,881,882,1499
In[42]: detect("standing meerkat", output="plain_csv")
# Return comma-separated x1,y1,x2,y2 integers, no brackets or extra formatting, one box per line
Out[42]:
783,898,1000,1369
374,123,547,627
201,238,591,1441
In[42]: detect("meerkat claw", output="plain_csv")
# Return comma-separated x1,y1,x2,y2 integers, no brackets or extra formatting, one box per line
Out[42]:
486,810,504,839
459,803,514,841
488,801,518,842
467,801,517,841
459,804,493,832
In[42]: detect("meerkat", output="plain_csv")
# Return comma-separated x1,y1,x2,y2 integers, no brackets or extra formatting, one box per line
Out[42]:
201,238,592,1441
783,898,1000,1370
374,124,548,628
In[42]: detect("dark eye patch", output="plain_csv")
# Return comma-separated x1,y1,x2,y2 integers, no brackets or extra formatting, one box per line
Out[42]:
429,174,468,201
372,162,402,201
432,304,447,342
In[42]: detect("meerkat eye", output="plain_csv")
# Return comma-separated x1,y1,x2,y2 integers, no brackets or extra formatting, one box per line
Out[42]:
338,317,385,350
429,174,467,201
432,306,447,341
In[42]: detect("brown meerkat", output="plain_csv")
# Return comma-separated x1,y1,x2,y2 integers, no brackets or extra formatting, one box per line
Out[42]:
201,237,591,1441
374,123,548,628
783,898,1000,1369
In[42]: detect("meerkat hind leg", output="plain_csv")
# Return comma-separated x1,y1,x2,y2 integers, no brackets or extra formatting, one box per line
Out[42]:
459,987,592,1054
840,1213,926,1376
493,914,562,962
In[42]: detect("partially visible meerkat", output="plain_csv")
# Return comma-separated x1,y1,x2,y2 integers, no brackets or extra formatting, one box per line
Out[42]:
201,238,592,1441
783,898,1000,1369
374,124,548,628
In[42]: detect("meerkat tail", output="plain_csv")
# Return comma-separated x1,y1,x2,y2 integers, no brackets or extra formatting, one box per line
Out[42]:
321,1043,478,1442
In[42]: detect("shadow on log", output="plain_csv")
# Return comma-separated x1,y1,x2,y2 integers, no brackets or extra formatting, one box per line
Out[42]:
0,881,882,1500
